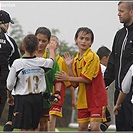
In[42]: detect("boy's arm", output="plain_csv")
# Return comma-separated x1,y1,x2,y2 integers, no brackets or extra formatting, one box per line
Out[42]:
69,86,77,109
7,90,14,106
55,71,90,87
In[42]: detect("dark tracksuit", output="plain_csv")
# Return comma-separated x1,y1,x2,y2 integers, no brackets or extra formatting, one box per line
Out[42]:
0,32,20,118
104,23,133,131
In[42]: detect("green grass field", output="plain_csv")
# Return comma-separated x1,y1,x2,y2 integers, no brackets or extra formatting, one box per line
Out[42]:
0,126,115,132
0,126,78,132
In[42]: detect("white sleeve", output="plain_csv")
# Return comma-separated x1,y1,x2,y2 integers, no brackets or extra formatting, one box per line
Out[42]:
42,58,54,68
7,66,17,91
121,66,132,94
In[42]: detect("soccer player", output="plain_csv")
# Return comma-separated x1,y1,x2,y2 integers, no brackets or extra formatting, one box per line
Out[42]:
6,34,56,131
55,27,109,131
48,35,76,131
35,27,62,131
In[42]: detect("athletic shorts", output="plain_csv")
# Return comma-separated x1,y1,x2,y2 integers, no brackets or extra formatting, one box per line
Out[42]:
40,108,50,122
78,106,107,123
12,93,43,130
49,105,62,118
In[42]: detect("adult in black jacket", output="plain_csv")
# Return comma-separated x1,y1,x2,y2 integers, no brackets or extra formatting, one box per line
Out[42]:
104,1,133,131
0,10,20,120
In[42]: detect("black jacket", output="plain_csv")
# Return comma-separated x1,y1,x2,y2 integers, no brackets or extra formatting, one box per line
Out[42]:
104,23,133,90
0,32,20,70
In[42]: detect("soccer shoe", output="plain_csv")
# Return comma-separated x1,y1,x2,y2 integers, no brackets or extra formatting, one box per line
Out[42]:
3,124,13,131
100,123,108,131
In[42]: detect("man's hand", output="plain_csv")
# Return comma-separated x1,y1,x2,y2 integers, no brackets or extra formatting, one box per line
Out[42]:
113,104,121,115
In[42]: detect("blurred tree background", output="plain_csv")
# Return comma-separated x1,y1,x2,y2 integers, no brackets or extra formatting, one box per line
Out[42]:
0,18,78,127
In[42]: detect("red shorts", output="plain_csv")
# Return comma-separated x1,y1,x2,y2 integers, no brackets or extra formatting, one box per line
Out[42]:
49,105,62,118
40,108,50,122
78,106,106,123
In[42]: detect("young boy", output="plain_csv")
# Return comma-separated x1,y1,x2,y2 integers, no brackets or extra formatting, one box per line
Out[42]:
6,34,56,131
96,46,112,131
96,46,111,76
55,27,108,131
35,27,62,131
35,27,76,131
48,35,76,131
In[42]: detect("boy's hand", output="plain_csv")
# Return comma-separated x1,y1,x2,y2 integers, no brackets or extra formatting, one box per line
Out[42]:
63,52,74,67
47,41,57,51
55,71,69,81
7,96,14,106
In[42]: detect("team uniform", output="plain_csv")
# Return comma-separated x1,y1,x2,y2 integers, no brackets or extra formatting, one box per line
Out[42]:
0,32,20,118
6,56,54,129
40,51,60,122
72,48,108,123
49,54,71,117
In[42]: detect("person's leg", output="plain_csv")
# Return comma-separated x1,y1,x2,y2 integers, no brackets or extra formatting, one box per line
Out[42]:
0,69,8,118
120,100,133,130
90,122,101,131
37,108,50,131
78,122,89,131
48,114,56,131
48,105,62,131
100,105,111,131
0,84,7,118
115,89,133,131
3,105,14,131
38,121,48,131
77,109,89,131
89,106,107,131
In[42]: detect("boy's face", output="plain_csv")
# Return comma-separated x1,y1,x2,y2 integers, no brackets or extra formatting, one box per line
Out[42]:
36,33,49,51
75,31,93,51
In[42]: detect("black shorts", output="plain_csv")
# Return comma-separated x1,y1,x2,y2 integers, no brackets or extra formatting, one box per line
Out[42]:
12,93,43,130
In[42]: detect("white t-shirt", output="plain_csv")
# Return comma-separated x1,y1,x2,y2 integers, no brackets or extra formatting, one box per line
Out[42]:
121,64,133,94
7,57,54,95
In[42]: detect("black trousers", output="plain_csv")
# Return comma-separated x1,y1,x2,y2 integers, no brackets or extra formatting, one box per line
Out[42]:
0,68,9,118
114,89,133,131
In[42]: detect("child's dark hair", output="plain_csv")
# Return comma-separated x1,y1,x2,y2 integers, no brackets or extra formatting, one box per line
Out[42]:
75,27,94,42
23,34,38,55
96,46,111,60
35,27,51,41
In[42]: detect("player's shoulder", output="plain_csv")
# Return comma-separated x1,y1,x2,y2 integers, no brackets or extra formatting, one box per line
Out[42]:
6,34,16,43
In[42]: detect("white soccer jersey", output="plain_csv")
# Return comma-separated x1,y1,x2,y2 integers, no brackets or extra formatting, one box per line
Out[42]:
7,57,54,95
121,64,133,94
